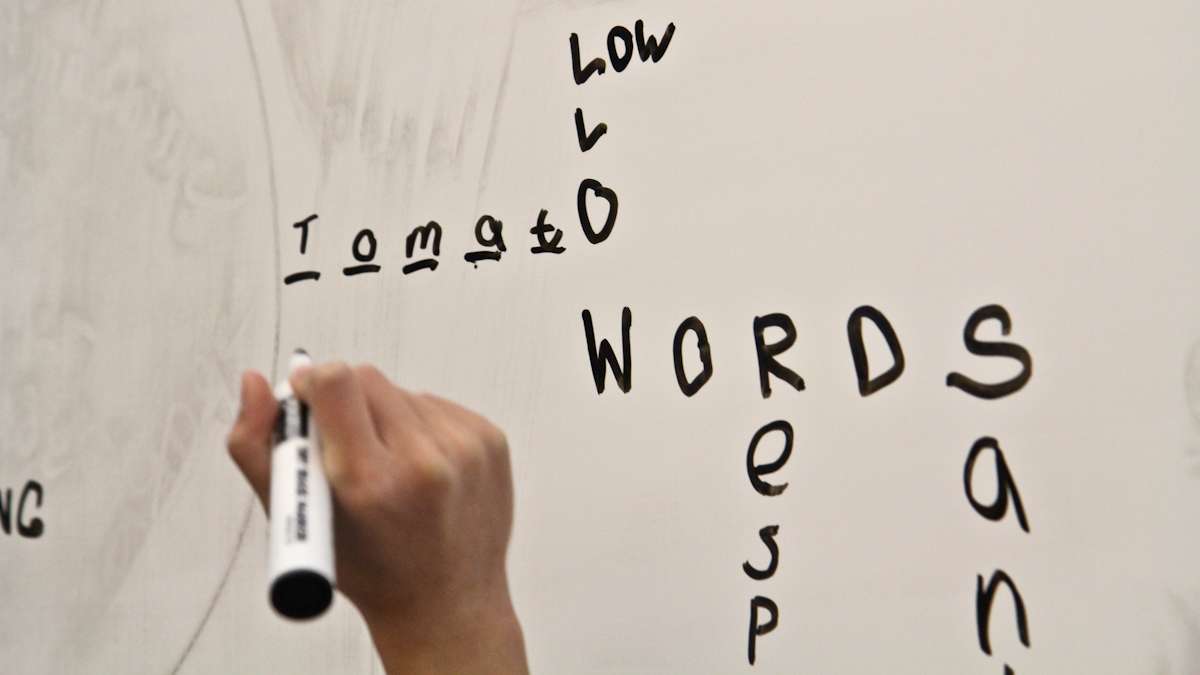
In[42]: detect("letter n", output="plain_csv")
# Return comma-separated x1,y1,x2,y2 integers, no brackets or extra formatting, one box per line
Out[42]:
976,569,1030,656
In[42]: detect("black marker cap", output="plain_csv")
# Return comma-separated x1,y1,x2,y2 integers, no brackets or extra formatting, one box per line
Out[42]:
270,569,333,620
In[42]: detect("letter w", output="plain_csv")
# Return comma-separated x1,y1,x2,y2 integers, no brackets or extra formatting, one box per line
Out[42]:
635,20,676,62
581,307,632,394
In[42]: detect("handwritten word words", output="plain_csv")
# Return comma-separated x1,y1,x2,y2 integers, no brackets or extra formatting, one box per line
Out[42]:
0,480,44,539
580,304,1034,666
580,304,1033,400
281,180,618,285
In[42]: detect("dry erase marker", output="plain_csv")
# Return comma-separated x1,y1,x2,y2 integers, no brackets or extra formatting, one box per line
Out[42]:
269,349,335,619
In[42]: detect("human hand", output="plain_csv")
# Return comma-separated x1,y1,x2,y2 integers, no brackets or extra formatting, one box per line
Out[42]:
227,362,528,675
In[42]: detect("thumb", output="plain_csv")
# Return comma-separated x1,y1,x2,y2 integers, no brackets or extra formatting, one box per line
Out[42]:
226,370,275,511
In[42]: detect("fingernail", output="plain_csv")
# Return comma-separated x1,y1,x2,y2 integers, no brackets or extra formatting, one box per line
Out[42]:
290,365,312,389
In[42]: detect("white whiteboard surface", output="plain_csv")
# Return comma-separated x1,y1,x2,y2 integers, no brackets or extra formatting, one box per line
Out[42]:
2,1,1199,673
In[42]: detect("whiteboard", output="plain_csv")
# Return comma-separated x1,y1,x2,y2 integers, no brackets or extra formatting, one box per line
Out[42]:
2,1,1199,673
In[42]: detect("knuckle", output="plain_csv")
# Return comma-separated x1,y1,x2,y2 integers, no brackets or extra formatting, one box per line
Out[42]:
408,451,455,497
312,361,353,393
326,453,385,510
478,421,509,455
340,468,386,510
354,363,386,385
357,364,400,403
321,449,351,486
226,428,250,457
407,432,443,458
448,438,488,473
415,391,442,413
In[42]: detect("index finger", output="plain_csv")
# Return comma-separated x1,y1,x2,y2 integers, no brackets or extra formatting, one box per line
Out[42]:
290,361,387,488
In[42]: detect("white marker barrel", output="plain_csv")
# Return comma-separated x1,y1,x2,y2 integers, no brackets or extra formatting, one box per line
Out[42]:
268,351,335,619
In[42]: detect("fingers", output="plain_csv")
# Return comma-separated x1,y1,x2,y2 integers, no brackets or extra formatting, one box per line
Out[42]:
287,361,508,507
408,393,476,459
417,392,508,454
409,392,512,498
291,362,388,489
414,392,515,544
227,370,275,511
355,367,507,484
356,367,464,498
355,365,427,450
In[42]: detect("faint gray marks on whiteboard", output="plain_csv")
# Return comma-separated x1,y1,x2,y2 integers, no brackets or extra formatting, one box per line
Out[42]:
517,0,629,16
476,12,517,205
1158,593,1200,675
269,0,407,179
1186,340,1200,477
426,86,483,175
0,311,96,480
269,0,324,129
1185,340,1200,425
169,3,283,672
358,0,413,165
231,0,283,385
0,10,247,247
107,308,253,594
155,308,255,512
425,98,455,173
453,90,478,169
163,308,262,675
1172,593,1200,675
321,0,371,170
383,112,421,221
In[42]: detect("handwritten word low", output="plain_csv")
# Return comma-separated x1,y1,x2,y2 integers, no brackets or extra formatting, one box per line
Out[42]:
569,18,676,153
570,20,676,86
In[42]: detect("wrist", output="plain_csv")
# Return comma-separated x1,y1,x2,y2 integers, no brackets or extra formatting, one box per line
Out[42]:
365,585,528,675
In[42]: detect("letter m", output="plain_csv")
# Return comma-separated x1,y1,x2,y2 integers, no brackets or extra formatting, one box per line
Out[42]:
407,221,443,257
